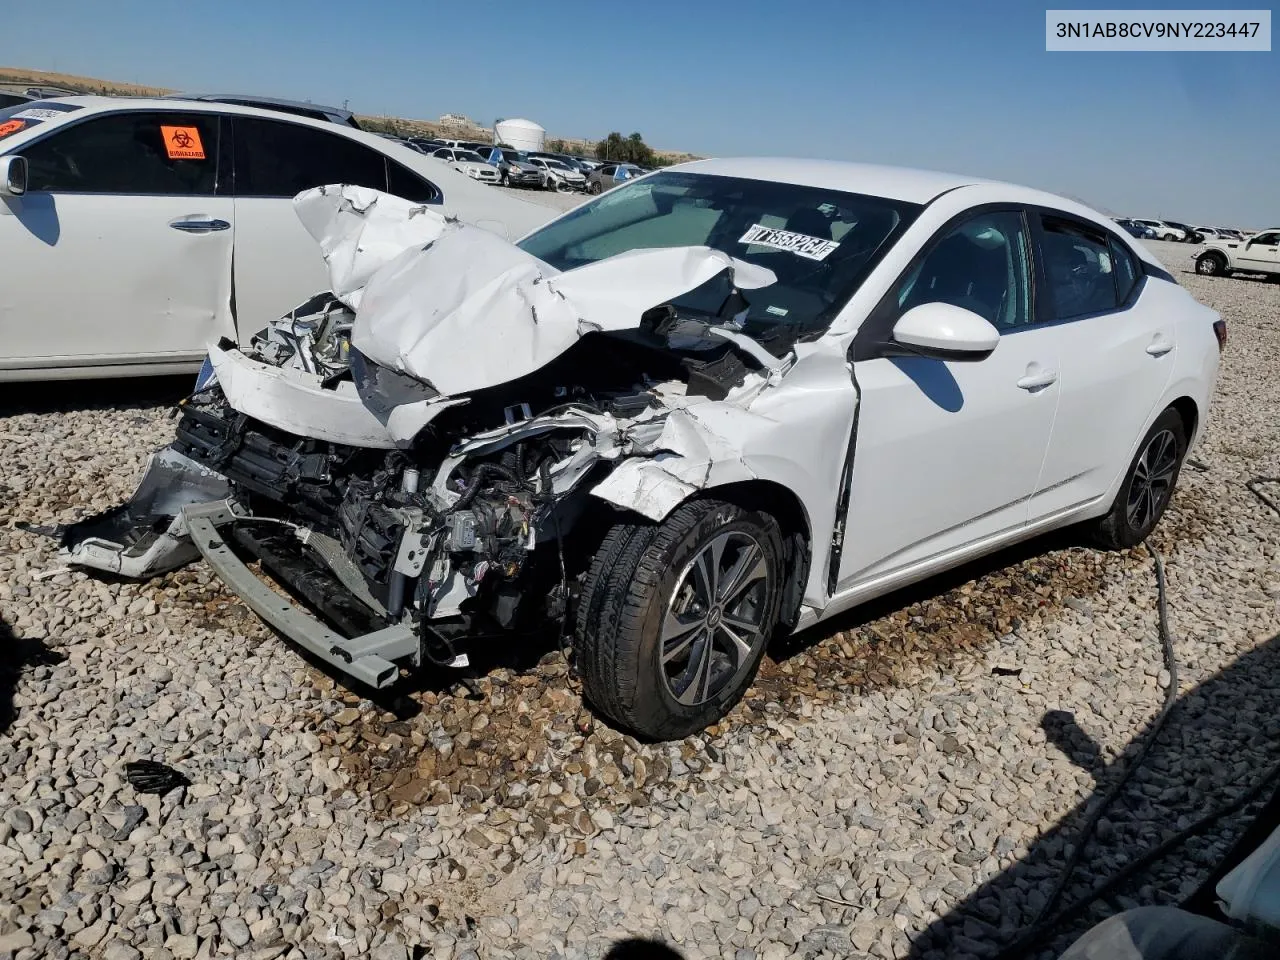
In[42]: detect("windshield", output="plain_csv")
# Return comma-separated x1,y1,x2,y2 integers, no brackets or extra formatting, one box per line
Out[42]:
542,159,572,171
519,171,920,337
455,150,484,162
501,149,529,163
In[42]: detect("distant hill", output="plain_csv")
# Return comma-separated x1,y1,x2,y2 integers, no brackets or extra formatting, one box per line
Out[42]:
0,65,701,164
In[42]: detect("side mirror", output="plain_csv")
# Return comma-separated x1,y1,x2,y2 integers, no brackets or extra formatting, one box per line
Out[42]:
890,302,1000,361
0,155,27,197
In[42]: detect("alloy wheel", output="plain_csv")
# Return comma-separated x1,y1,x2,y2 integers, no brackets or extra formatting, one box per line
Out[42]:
1126,429,1179,531
659,532,772,706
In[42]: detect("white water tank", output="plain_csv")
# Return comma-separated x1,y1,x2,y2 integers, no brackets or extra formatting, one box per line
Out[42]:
494,118,546,152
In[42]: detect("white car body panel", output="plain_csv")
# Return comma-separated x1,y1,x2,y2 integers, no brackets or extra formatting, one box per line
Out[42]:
62,160,1222,644
0,97,555,380
1,191,235,371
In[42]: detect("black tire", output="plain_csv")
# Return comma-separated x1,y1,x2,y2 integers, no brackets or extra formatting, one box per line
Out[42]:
574,499,785,740
1090,408,1187,549
588,181,603,195
1195,252,1228,276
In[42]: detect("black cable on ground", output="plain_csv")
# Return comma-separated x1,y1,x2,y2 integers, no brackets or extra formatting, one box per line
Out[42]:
992,468,1280,958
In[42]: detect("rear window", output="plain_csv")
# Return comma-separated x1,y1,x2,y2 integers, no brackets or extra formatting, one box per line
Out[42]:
0,101,83,141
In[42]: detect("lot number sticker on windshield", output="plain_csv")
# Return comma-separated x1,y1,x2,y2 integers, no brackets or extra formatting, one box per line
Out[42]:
12,109,66,121
739,223,840,261
0,119,26,140
161,125,206,160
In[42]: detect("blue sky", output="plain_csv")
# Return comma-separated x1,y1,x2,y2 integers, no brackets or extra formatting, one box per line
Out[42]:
9,0,1277,224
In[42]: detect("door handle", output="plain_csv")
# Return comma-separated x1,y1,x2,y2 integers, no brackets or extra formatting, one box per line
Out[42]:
1016,369,1058,391
169,217,230,234
1146,336,1173,357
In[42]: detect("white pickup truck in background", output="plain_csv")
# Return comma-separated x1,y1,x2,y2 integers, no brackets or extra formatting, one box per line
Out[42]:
1195,228,1280,279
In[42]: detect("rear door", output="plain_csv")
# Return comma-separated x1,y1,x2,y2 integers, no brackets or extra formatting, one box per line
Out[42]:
1029,213,1175,517
1,109,232,372
230,117,440,329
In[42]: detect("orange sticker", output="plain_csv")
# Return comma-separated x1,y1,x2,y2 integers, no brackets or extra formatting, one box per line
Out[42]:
161,125,205,160
0,119,26,139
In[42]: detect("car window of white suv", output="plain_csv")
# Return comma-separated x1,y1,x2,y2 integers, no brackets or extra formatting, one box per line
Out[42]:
23,111,220,195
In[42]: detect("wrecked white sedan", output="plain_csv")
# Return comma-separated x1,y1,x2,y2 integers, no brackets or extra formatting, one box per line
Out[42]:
61,159,1223,739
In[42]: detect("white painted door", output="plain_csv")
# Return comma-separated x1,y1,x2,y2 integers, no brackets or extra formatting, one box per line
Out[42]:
837,209,1059,587
1236,230,1280,272
230,116,437,329
1030,216,1176,516
0,110,234,371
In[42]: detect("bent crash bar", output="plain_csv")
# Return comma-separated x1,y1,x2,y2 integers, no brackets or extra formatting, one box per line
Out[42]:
182,501,418,689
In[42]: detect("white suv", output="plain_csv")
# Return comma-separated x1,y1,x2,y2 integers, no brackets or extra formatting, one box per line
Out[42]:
1133,219,1187,242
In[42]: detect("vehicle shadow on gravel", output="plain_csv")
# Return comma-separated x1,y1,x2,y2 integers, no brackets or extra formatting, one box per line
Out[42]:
905,630,1280,960
0,374,191,415
0,615,66,734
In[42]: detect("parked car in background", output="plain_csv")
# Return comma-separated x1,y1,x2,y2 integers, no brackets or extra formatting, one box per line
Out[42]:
62,158,1223,739
1195,228,1280,279
1114,218,1155,239
1164,220,1201,243
430,147,500,184
586,162,647,194
528,151,589,175
572,156,602,172
473,146,544,188
527,156,587,191
1133,219,1187,242
0,91,35,109
406,137,446,154
175,94,361,129
0,96,554,380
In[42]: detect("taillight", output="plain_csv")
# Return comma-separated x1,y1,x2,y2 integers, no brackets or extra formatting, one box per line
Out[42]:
1213,319,1227,351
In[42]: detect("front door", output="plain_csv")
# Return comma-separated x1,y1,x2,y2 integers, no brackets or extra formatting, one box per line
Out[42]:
1236,230,1280,271
0,110,233,372
838,209,1059,587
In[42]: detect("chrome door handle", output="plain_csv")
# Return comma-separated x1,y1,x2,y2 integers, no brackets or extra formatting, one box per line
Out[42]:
1016,370,1058,390
169,218,230,233
1146,337,1173,357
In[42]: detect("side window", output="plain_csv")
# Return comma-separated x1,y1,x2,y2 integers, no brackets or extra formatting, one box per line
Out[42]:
896,211,1032,330
386,161,440,204
235,117,387,197
1040,216,1118,320
1250,231,1279,246
24,111,218,195
1108,236,1140,303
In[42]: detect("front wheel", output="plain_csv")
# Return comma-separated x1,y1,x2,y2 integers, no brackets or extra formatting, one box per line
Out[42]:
575,499,785,740
1089,408,1187,549
1196,253,1228,276
588,181,603,195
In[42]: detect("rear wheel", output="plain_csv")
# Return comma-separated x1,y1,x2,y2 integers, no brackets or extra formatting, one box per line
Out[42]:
575,500,784,740
589,181,603,195
1089,408,1187,549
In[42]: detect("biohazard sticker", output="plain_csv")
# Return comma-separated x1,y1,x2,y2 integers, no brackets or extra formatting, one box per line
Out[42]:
739,223,839,261
0,119,26,140
161,125,205,160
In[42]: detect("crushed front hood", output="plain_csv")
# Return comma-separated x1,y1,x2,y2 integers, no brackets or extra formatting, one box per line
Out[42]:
293,185,776,401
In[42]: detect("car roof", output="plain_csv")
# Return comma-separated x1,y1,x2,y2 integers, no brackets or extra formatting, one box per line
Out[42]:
173,93,355,123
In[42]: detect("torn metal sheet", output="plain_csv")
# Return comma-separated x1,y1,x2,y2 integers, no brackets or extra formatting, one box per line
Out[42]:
60,448,232,577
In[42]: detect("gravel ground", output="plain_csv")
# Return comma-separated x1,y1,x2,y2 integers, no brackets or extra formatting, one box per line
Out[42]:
1,239,1279,960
